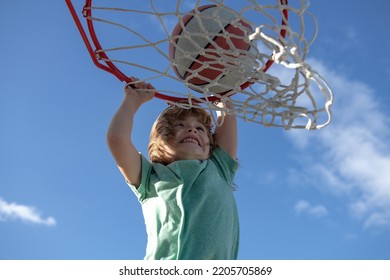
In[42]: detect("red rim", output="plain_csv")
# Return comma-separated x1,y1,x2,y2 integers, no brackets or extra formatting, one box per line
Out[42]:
65,0,289,103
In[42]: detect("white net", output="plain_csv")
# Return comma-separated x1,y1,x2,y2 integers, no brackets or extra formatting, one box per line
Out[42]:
72,0,333,129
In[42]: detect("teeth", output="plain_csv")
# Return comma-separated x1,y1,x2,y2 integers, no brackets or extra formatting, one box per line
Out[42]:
182,138,199,145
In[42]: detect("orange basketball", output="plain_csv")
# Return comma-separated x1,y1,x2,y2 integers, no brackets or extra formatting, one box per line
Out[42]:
170,5,254,94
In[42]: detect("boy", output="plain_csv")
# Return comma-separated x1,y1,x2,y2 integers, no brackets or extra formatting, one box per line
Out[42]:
107,79,239,259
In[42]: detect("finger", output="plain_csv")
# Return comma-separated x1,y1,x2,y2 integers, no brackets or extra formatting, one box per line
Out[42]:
145,83,154,90
125,81,135,89
125,81,141,89
125,77,140,88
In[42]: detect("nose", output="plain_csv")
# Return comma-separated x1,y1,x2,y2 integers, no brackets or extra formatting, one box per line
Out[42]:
186,127,197,133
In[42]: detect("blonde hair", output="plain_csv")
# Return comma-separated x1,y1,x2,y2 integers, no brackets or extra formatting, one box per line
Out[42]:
148,107,214,165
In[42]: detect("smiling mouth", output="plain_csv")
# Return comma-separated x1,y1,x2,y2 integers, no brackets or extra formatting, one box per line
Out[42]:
180,137,201,147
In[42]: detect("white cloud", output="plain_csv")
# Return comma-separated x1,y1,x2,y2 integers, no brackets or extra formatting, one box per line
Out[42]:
0,197,56,226
286,59,390,231
294,199,329,218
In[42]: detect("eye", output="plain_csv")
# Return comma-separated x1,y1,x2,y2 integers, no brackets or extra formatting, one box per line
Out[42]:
174,123,184,128
196,126,205,132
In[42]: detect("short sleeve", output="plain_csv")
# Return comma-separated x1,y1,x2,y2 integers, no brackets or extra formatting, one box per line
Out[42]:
127,153,152,202
210,147,238,185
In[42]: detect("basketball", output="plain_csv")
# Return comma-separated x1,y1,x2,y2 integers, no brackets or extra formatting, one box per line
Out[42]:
169,5,254,94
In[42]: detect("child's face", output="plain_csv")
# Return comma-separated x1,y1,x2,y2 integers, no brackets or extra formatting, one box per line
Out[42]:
165,116,211,161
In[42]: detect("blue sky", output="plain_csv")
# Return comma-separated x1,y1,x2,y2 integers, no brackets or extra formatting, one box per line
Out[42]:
1,0,390,260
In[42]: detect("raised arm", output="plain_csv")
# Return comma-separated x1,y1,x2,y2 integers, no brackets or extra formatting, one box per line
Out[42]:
213,102,238,160
106,80,155,187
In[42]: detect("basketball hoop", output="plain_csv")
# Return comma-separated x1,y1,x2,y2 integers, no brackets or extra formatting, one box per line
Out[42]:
65,0,333,130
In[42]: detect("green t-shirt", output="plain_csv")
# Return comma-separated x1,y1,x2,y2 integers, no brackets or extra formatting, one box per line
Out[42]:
128,147,239,260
